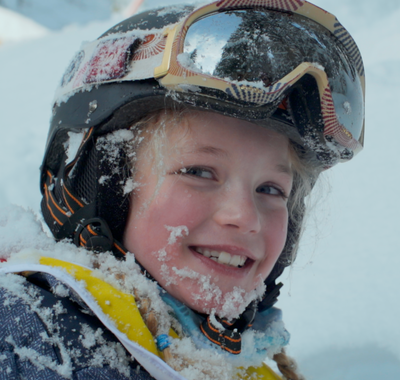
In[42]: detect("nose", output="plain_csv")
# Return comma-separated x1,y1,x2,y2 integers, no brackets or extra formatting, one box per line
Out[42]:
212,185,261,234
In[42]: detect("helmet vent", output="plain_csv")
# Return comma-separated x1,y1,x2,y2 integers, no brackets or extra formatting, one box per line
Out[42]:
66,142,99,205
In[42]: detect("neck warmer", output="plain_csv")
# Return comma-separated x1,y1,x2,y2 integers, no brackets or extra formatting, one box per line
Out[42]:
159,290,289,367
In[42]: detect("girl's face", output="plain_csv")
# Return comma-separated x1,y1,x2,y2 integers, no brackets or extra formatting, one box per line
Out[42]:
124,111,293,317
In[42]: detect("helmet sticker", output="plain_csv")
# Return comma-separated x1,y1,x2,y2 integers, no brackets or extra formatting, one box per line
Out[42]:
84,36,140,84
61,50,84,87
54,31,167,103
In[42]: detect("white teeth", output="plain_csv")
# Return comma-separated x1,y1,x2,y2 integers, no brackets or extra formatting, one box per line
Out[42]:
210,250,219,258
203,250,211,257
218,251,231,265
229,255,243,267
194,247,247,268
199,248,211,257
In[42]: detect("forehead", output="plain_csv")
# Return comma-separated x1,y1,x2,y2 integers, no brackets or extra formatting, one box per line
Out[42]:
166,111,291,160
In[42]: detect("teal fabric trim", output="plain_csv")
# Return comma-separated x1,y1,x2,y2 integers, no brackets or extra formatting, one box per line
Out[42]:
159,290,290,365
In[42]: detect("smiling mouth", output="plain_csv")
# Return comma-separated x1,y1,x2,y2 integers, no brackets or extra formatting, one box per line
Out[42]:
192,247,248,268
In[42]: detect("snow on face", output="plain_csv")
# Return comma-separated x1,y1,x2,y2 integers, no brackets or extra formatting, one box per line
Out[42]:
123,111,293,319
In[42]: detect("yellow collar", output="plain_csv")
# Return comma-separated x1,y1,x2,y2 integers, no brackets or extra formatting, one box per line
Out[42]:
39,257,281,380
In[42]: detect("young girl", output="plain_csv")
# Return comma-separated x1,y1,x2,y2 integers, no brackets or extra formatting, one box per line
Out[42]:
0,1,365,379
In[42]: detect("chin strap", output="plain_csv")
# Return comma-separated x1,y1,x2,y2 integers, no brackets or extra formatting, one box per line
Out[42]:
199,280,283,355
258,280,284,311
200,301,257,354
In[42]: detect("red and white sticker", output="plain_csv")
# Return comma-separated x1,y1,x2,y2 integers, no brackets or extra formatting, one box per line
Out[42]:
84,36,139,84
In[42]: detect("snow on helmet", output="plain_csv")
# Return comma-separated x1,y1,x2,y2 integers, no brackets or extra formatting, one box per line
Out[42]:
40,1,365,304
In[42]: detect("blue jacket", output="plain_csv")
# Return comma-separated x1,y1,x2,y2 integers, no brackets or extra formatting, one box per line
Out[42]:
0,271,154,379
0,257,283,380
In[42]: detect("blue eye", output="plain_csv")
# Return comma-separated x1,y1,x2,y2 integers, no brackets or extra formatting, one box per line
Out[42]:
256,184,286,198
180,167,213,179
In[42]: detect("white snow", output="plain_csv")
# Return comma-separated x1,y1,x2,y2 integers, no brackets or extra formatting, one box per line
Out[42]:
0,0,399,378
165,225,189,245
64,131,85,165
0,0,114,30
0,6,49,44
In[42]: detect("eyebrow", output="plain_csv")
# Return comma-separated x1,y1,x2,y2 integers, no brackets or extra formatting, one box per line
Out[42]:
194,145,228,158
193,145,293,176
275,163,293,176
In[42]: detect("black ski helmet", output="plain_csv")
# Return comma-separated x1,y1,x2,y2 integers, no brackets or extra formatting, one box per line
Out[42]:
40,1,365,308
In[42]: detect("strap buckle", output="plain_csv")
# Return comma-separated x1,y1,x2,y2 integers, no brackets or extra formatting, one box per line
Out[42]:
74,217,114,252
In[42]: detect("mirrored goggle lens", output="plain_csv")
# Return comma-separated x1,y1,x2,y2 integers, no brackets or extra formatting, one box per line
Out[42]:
182,10,364,141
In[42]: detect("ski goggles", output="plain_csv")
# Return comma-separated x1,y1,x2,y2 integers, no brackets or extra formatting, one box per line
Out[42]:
154,0,365,159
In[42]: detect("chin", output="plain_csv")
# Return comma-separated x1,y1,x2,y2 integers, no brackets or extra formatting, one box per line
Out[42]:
180,285,258,320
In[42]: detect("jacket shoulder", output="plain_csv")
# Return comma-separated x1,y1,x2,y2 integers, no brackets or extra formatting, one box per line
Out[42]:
0,272,153,379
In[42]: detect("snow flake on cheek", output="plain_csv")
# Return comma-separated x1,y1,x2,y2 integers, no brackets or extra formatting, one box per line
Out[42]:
155,248,179,287
165,225,189,245
153,225,189,262
174,268,222,302
221,281,265,318
160,262,177,287
152,225,190,286
169,267,265,320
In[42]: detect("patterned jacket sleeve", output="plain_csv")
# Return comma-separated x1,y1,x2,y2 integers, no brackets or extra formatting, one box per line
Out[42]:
0,272,154,380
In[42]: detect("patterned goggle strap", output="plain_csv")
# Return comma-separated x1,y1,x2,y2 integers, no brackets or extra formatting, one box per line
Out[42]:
42,128,128,259
200,301,257,354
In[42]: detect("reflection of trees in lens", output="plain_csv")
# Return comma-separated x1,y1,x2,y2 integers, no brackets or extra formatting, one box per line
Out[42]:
189,49,198,62
214,10,288,86
213,10,355,92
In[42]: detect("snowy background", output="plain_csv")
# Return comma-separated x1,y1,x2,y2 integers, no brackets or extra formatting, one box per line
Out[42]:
0,0,399,378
